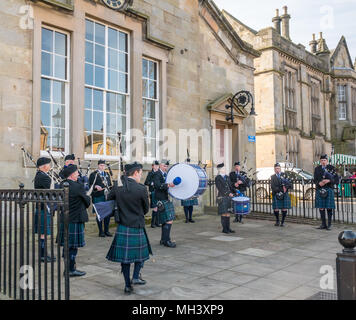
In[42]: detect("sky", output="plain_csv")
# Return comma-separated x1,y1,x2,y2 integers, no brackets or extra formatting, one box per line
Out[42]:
213,0,356,63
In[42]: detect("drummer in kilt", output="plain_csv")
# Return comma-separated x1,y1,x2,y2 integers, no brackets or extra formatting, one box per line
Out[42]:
271,163,291,227
314,154,339,230
34,157,56,263
106,162,152,294
181,197,198,223
215,163,235,234
144,160,161,228
58,165,91,277
152,160,177,248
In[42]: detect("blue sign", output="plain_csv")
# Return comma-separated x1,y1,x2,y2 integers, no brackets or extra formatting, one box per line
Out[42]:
248,136,256,142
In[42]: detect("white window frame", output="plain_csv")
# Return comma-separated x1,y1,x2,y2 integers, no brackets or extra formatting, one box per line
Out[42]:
142,57,160,163
338,85,347,121
40,25,70,158
84,18,131,161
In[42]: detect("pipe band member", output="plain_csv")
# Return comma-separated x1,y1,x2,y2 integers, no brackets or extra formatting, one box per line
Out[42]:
144,160,161,228
152,159,177,248
215,163,236,234
181,197,198,223
89,159,113,237
59,154,89,191
314,154,338,230
106,162,152,295
34,157,56,263
271,163,292,227
229,161,249,224
58,164,91,277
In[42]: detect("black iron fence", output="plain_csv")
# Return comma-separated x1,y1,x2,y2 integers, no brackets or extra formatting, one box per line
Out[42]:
0,184,70,300
208,179,356,225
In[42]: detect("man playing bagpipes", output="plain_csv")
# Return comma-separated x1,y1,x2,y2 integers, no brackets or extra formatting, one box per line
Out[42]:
270,163,293,227
59,154,90,191
89,160,113,237
229,161,251,224
314,154,340,230
144,160,161,228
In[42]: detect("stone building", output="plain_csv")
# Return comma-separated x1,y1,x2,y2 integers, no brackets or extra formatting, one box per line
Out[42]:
223,6,352,172
0,0,259,191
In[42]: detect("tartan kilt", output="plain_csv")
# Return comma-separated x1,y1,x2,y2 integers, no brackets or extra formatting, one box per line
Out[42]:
150,191,158,209
106,224,152,264
272,193,292,210
57,223,86,248
217,197,232,215
181,197,199,207
157,200,175,225
34,209,52,235
315,188,335,209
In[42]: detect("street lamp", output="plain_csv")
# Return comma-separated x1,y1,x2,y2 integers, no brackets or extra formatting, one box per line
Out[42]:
225,90,257,123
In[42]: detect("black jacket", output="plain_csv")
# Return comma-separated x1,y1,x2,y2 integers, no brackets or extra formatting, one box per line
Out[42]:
89,170,112,198
62,179,90,223
144,170,156,192
271,174,283,196
34,171,51,189
107,178,149,228
215,175,235,197
314,165,338,190
229,171,248,193
152,170,169,201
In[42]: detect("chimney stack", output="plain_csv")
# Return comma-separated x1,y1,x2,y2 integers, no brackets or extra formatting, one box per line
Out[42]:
309,33,317,54
316,32,330,54
272,9,282,35
281,6,291,40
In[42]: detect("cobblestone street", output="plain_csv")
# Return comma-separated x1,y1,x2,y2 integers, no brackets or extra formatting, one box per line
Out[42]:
68,214,345,300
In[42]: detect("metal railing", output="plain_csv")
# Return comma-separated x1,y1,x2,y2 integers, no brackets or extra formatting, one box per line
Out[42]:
207,179,356,224
0,184,70,300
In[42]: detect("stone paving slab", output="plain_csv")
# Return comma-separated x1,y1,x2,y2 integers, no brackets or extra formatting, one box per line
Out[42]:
66,215,348,300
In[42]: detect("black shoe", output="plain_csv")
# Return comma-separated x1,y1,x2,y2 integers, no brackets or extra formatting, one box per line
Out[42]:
41,255,56,263
160,240,164,245
233,217,238,223
222,230,229,234
317,225,327,230
105,231,113,237
124,286,134,294
280,223,285,227
151,223,156,228
155,223,161,227
185,220,189,223
326,226,332,231
189,219,195,223
229,229,236,233
131,278,147,285
99,232,105,237
69,270,86,277
163,241,176,248
274,222,280,227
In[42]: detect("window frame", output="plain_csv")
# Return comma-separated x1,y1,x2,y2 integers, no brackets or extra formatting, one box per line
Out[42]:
40,25,70,158
142,57,160,163
83,17,131,161
338,84,347,121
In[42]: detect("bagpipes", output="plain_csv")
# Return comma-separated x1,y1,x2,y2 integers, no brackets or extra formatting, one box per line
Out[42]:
322,166,340,185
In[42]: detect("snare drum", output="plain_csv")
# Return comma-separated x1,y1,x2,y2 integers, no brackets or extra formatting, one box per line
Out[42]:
166,163,208,200
232,197,250,215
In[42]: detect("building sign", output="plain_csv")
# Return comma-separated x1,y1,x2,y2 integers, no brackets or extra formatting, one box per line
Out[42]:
248,135,256,142
101,0,133,10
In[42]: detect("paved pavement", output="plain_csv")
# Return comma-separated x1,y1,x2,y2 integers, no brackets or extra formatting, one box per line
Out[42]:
68,214,349,300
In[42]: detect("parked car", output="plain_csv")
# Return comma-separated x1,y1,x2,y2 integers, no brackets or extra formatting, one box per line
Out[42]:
255,165,315,200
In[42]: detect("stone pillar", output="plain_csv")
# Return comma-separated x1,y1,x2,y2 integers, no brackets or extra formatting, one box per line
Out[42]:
272,9,281,35
336,230,356,300
281,6,291,40
309,33,317,54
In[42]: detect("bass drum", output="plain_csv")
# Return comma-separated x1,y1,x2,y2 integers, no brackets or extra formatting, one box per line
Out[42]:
166,163,208,200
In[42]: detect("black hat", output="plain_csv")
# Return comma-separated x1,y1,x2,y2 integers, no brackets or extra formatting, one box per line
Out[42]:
234,162,241,166
62,164,78,179
65,154,75,161
160,159,170,165
36,157,51,168
320,154,328,160
125,162,143,173
217,163,224,169
152,160,159,166
274,163,281,168
98,159,106,165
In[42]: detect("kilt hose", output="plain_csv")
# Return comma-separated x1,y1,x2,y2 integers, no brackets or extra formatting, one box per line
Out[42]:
181,198,198,207
315,188,335,209
106,224,152,264
150,191,158,209
217,197,232,215
157,200,176,225
34,208,52,235
57,222,86,248
272,193,292,210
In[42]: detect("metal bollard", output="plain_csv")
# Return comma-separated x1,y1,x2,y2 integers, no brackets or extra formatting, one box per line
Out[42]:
336,230,356,300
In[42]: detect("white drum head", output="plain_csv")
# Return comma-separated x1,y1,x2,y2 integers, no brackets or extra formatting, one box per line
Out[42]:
166,163,200,200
